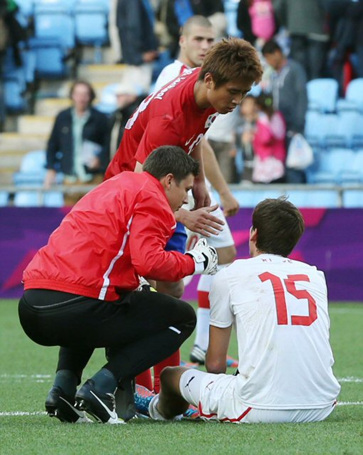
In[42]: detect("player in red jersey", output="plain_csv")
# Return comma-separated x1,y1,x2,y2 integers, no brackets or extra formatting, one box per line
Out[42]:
105,37,263,298
105,37,263,394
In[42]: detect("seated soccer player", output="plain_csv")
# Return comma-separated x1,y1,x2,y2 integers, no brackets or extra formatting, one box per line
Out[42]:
135,197,341,424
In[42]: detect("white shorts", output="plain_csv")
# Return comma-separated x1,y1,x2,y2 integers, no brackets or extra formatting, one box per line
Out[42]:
179,369,337,424
185,188,234,250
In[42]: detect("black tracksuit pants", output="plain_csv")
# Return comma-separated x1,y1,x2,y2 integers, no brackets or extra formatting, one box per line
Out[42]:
18,288,196,384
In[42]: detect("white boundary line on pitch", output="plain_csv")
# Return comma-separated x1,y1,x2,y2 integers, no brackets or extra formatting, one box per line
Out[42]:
1,402,363,417
1,374,362,383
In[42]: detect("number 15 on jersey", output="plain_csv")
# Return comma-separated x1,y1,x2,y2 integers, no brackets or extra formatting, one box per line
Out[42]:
259,272,318,326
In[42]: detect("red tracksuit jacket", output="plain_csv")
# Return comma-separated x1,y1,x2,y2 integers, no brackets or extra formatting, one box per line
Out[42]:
23,172,195,301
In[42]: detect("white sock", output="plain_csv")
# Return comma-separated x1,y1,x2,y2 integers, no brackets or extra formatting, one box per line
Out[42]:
148,394,182,421
148,395,167,421
194,307,210,351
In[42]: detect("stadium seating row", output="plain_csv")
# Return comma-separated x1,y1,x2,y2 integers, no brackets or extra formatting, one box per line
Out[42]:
3,150,362,208
305,110,363,150
307,77,363,114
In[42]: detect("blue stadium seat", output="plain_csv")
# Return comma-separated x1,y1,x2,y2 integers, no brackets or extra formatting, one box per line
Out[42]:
34,2,76,49
13,150,64,207
216,189,282,207
325,111,363,149
340,149,363,185
336,78,363,113
0,191,9,207
96,83,119,114
4,77,27,112
74,1,109,63
307,78,339,113
16,0,35,18
342,189,363,207
14,191,64,207
308,148,355,184
285,189,339,208
305,111,336,149
28,37,68,78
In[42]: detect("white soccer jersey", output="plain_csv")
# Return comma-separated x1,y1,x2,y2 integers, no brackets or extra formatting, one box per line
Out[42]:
210,254,341,409
154,60,186,92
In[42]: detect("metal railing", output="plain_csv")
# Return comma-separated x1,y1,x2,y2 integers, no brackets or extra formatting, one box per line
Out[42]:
0,183,362,207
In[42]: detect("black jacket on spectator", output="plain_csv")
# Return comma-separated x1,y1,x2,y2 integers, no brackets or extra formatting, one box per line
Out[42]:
116,0,158,66
46,107,110,176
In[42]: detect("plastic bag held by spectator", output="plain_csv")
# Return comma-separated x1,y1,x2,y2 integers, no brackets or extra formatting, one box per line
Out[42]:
286,134,314,170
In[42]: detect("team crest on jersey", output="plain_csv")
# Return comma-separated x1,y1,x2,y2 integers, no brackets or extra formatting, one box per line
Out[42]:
205,113,219,128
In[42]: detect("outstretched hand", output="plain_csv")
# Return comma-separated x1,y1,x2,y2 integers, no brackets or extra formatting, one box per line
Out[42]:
177,204,224,237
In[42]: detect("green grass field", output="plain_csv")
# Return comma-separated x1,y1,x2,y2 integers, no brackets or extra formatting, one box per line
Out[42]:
0,299,362,455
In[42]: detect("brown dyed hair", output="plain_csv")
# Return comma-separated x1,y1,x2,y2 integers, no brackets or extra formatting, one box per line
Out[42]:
199,37,263,88
252,197,305,257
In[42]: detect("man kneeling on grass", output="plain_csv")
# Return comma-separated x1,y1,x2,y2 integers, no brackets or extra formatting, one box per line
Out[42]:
18,146,218,424
135,197,341,424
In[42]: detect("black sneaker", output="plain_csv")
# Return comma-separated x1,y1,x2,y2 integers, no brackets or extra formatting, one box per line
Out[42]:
75,379,125,424
45,386,92,423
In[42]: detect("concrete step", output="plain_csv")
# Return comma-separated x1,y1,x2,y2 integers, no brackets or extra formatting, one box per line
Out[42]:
17,115,55,135
77,63,127,84
0,149,27,185
0,171,15,185
0,133,48,152
0,150,25,169
34,98,72,116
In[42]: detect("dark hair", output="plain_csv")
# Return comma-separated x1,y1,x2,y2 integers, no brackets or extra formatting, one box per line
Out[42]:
255,93,274,117
252,197,305,257
143,145,199,182
261,40,282,56
199,37,263,88
69,80,96,103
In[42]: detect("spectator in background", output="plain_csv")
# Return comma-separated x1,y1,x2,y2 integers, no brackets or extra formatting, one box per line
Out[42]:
109,82,146,158
205,109,239,184
272,0,329,81
44,80,110,205
163,0,226,59
115,0,159,91
252,93,286,184
235,94,259,182
325,0,363,91
262,40,308,183
0,0,8,131
237,0,277,49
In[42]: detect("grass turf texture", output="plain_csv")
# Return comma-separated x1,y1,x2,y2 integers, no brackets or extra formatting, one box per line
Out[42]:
0,300,362,455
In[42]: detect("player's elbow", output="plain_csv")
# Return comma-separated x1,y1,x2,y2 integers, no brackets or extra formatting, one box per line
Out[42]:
205,357,226,374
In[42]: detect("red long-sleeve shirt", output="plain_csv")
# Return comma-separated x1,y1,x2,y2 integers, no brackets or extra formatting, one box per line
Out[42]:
23,172,195,301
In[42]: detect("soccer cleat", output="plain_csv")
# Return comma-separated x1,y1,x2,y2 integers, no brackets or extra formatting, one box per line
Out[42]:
134,384,155,417
75,379,125,424
183,404,200,420
45,386,92,423
189,345,206,364
180,359,199,369
115,379,137,422
226,355,239,369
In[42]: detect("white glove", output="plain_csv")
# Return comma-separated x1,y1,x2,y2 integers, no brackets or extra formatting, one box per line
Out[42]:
186,238,218,275
136,277,156,292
